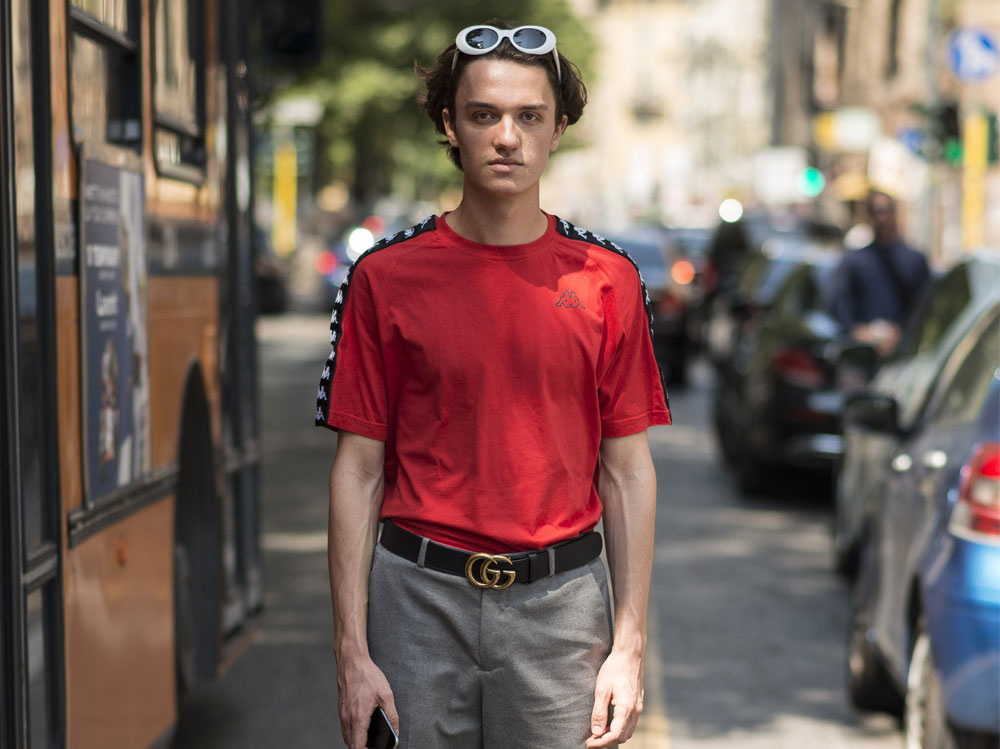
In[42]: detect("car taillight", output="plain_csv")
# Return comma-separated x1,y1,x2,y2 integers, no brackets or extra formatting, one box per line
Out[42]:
771,346,825,389
950,441,1000,540
316,250,338,275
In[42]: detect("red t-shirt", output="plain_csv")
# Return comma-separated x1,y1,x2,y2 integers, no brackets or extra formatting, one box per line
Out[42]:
316,213,671,552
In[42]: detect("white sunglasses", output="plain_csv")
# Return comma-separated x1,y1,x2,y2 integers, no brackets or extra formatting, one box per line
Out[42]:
452,25,561,83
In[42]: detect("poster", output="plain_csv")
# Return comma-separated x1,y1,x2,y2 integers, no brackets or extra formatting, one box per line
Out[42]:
80,151,151,504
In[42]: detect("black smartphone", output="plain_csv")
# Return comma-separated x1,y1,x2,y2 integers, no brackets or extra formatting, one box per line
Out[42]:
366,706,399,749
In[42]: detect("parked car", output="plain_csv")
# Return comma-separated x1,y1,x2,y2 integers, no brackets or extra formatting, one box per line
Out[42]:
705,236,835,369
254,228,290,315
315,238,353,312
665,226,713,350
712,243,843,492
702,213,842,362
845,299,999,748
603,230,693,386
833,255,1000,576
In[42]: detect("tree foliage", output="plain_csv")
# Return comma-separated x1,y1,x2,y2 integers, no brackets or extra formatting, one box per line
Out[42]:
266,0,594,212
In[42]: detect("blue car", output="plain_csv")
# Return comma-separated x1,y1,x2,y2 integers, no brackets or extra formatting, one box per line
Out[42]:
845,299,1000,748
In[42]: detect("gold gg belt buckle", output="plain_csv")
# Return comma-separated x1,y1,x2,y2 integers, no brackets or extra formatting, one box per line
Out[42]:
464,553,516,589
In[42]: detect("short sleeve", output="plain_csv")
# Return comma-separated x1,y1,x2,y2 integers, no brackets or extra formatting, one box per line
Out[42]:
599,269,672,436
314,262,388,440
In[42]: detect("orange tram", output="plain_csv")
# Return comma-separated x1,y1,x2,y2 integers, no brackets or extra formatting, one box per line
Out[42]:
1,0,262,746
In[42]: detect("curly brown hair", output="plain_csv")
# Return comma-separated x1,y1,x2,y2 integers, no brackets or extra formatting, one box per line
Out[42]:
416,20,588,170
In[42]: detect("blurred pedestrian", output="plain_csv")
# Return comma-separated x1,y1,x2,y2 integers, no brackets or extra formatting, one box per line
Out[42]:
703,216,751,305
315,19,670,749
829,190,930,357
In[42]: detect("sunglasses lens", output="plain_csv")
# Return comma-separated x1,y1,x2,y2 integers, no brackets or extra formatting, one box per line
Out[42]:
511,28,547,49
465,28,499,50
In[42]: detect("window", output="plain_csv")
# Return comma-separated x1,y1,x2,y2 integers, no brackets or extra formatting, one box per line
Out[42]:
929,309,1000,428
70,0,129,34
900,266,971,359
69,0,141,149
153,0,206,179
26,588,53,749
12,0,45,555
885,0,903,78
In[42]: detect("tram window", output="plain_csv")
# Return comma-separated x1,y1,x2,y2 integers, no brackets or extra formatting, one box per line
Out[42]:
154,0,206,178
70,35,141,148
26,588,53,748
69,0,140,150
12,0,46,554
70,0,129,35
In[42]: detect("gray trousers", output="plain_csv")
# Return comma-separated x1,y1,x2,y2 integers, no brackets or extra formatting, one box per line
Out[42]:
367,542,614,748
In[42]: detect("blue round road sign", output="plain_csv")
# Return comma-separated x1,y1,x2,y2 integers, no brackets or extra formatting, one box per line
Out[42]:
948,28,999,81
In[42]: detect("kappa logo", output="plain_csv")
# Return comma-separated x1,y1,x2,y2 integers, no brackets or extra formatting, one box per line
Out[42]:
555,290,586,309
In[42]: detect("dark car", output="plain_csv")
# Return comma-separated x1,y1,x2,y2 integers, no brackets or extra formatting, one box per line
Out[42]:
603,230,693,386
833,255,1000,576
712,243,843,492
665,226,713,350
845,300,999,748
705,235,841,366
703,214,842,366
254,228,290,314
315,239,353,312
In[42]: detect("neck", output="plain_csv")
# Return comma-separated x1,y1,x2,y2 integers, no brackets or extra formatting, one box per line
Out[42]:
446,183,547,246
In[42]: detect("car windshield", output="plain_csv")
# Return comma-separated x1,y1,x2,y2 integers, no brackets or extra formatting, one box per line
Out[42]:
670,229,711,258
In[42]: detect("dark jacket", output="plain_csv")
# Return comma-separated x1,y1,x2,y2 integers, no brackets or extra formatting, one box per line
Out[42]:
830,239,931,330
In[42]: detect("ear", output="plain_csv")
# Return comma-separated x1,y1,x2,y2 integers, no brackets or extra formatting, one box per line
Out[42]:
442,108,459,148
550,114,569,152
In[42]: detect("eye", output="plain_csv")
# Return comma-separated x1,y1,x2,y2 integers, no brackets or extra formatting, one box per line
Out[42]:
521,112,541,122
473,111,495,122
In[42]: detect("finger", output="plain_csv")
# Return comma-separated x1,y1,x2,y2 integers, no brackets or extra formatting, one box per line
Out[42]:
590,687,610,737
338,707,351,747
379,694,400,733
348,715,367,749
620,706,641,743
586,708,629,748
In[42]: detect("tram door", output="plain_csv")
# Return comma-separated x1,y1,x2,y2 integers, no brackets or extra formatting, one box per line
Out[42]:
2,0,65,746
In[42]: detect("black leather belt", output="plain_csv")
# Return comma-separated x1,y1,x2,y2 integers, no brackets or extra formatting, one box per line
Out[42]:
379,520,603,589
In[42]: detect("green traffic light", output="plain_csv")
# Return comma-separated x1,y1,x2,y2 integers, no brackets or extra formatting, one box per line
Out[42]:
798,167,826,198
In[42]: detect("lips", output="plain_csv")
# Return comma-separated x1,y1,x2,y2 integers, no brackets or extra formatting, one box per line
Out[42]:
489,159,521,173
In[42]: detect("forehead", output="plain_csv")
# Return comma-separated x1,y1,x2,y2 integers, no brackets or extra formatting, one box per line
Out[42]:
455,58,556,107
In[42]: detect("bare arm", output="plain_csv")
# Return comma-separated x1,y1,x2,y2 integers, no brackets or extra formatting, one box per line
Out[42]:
328,430,396,748
588,430,657,748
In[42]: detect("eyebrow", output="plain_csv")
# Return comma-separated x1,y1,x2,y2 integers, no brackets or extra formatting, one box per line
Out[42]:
463,100,550,111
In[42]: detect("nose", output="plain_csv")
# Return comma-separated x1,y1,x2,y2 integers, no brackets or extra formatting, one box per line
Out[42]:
493,114,519,151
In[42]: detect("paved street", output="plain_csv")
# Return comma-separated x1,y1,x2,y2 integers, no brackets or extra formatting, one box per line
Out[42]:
172,313,904,748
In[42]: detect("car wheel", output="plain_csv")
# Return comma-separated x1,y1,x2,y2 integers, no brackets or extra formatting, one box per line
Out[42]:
905,621,957,749
846,596,903,715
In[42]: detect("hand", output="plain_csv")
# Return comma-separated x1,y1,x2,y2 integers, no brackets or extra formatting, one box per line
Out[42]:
587,648,644,747
851,320,900,358
336,655,398,749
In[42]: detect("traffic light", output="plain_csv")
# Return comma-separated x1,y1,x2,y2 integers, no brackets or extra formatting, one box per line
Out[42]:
798,167,826,198
909,100,963,164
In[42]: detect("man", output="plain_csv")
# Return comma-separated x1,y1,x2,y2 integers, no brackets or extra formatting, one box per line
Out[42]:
316,22,670,748
831,190,931,357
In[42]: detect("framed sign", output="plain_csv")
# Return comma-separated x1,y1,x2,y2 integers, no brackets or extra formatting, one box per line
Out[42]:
78,145,151,505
